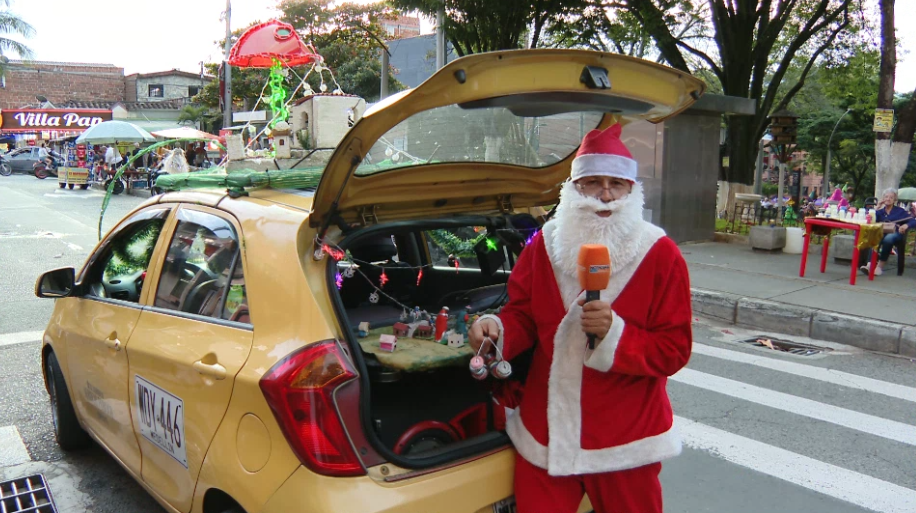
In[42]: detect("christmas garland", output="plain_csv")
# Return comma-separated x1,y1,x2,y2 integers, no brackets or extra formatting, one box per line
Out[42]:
427,229,487,258
104,222,162,277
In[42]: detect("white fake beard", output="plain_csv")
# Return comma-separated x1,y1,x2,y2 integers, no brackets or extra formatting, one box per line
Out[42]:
549,180,646,278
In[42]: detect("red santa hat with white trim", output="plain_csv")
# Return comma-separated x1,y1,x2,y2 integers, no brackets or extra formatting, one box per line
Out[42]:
570,123,637,182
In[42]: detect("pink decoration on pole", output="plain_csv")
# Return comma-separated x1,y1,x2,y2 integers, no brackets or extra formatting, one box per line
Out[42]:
228,20,321,68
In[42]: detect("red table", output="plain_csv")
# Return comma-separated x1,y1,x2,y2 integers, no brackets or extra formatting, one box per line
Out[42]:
800,217,878,285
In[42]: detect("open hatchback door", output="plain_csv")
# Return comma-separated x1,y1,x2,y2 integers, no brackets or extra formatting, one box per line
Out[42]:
310,49,705,229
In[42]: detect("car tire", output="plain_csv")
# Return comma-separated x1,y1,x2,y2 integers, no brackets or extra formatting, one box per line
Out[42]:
35,168,49,179
0,163,10,176
59,182,66,189
80,184,89,190
45,351,92,450
68,183,75,190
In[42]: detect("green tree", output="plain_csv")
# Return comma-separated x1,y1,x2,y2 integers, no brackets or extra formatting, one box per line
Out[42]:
391,0,590,54
0,0,34,77
604,0,855,189
875,0,916,196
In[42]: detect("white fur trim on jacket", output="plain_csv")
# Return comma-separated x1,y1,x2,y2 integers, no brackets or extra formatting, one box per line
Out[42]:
571,153,638,182
474,314,504,356
506,409,681,475
583,310,624,372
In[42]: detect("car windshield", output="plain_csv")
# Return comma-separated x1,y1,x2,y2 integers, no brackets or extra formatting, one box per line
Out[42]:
354,104,604,176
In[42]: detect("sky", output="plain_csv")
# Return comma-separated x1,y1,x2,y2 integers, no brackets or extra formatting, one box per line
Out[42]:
5,0,916,92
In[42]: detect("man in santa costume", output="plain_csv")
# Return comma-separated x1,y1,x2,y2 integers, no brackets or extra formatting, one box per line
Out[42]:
470,123,692,513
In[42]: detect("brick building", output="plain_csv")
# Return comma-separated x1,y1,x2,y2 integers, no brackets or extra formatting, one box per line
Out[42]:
0,60,125,110
125,70,207,103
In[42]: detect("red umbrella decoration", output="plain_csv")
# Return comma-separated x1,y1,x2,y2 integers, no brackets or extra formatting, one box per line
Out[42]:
228,20,321,127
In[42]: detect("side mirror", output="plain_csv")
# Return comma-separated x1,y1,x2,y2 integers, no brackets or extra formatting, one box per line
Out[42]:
36,267,76,298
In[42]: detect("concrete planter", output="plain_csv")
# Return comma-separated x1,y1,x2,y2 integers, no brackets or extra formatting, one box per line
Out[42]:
749,225,786,251
829,234,858,264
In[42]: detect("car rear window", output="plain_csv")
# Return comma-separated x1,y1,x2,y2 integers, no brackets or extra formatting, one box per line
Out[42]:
354,105,603,176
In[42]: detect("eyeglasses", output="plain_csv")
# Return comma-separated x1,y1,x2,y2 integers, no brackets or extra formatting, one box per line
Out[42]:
575,178,631,198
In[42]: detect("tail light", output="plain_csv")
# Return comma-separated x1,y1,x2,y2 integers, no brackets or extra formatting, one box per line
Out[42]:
260,340,365,477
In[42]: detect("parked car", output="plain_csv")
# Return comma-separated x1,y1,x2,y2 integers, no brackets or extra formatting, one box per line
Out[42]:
34,49,704,513
3,147,64,176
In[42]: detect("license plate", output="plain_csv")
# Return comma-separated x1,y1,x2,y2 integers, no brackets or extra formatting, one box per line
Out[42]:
492,497,517,513
135,375,188,468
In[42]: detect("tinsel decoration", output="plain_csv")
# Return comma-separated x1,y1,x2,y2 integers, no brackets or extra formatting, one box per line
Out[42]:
335,272,343,290
379,270,388,288
427,230,488,258
268,58,290,128
416,269,423,286
103,223,162,279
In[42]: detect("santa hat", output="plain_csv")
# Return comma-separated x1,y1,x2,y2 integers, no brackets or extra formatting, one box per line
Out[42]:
570,123,637,182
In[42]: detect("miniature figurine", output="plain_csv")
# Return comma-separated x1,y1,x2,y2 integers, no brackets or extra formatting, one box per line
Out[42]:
358,322,370,338
414,322,433,339
435,307,450,341
392,322,409,337
379,334,397,352
455,305,471,336
447,331,465,348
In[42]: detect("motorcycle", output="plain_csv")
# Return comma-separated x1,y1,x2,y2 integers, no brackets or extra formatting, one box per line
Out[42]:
33,155,62,180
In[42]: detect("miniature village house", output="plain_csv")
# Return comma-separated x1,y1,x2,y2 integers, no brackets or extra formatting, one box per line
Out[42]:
289,93,367,149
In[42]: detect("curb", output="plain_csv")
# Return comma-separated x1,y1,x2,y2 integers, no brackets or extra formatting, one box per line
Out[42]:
691,288,915,357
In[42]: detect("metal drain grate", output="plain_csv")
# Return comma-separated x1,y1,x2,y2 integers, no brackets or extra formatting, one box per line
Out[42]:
0,475,57,513
739,336,832,357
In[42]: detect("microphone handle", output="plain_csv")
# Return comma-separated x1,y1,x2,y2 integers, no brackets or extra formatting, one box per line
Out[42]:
585,290,600,349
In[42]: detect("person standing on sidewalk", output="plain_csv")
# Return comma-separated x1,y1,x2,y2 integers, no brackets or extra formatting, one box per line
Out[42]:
468,124,692,513
861,188,916,276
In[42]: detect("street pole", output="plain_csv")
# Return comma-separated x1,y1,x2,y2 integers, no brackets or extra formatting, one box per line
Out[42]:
436,4,446,70
777,159,786,212
825,108,851,197
754,138,765,196
222,0,233,129
380,47,389,100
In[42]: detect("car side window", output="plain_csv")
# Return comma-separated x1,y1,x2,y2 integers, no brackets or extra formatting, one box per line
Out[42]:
85,208,170,303
154,209,249,323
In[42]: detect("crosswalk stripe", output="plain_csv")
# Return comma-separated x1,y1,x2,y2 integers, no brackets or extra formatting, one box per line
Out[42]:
0,426,31,466
692,343,916,403
0,331,44,348
671,368,915,446
676,416,916,513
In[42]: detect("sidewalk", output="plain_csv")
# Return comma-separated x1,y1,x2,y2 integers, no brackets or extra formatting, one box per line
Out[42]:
682,242,915,357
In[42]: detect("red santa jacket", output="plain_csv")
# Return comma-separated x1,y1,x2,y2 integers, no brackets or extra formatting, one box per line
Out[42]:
480,221,692,476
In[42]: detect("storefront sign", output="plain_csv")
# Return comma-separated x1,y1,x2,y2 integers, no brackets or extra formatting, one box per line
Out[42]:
0,109,112,132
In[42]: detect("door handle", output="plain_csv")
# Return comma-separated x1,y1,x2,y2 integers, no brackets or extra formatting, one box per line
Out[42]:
104,335,122,352
193,360,227,380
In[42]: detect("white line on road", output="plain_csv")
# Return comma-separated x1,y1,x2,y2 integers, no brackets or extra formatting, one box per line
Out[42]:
671,368,915,446
0,426,31,466
43,193,105,199
0,331,44,348
692,343,916,403
676,415,916,513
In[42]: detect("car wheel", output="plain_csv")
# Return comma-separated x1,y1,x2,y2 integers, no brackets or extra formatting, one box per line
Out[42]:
59,182,66,189
80,184,89,190
45,351,92,450
68,183,75,190
0,163,10,176
35,168,49,179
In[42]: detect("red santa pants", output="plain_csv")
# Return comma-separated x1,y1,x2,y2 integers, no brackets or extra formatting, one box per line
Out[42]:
514,454,662,513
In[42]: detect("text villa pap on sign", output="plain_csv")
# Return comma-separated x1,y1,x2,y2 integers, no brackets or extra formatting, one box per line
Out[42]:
0,109,113,131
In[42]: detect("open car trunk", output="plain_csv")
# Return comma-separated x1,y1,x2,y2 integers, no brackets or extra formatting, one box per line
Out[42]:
328,214,542,468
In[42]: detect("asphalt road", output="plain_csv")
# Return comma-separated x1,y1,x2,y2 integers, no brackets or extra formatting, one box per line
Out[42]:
1,175,914,513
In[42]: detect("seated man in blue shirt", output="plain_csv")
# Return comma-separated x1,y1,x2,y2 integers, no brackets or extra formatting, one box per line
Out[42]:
861,188,915,276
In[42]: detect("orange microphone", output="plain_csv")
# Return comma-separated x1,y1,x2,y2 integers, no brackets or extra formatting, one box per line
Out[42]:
578,244,611,349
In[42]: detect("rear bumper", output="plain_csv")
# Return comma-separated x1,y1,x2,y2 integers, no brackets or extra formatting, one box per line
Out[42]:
259,449,516,513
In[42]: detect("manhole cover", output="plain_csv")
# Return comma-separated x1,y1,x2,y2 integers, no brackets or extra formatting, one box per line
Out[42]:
0,474,57,513
739,336,831,356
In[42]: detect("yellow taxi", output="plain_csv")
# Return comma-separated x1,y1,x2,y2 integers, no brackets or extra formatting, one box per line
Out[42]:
35,49,703,513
